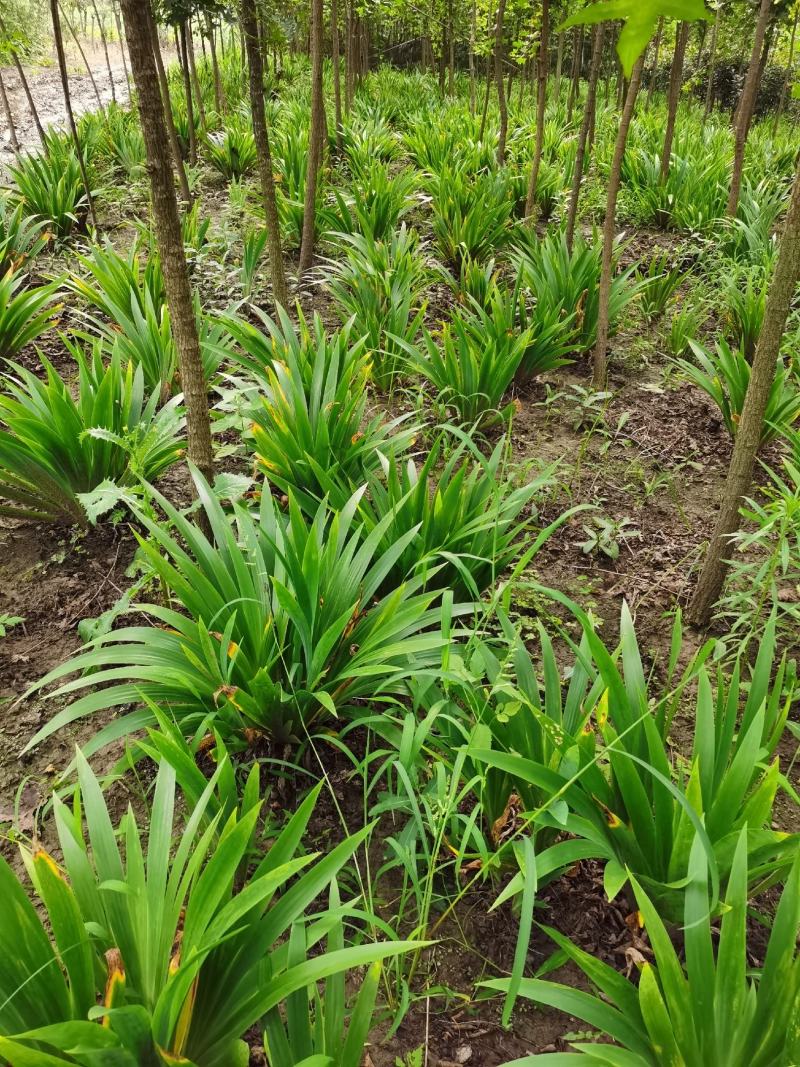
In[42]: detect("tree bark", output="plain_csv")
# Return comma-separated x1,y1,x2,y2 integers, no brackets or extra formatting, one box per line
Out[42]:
90,0,116,104
566,25,583,122
0,68,19,151
331,0,343,150
241,0,288,306
345,0,355,110
774,4,799,132
447,0,455,94
299,0,324,275
178,21,197,165
50,0,99,232
727,0,772,216
703,4,720,121
554,30,564,102
660,21,689,182
647,17,663,106
186,19,208,132
689,151,800,625
58,3,104,110
118,0,214,489
113,1,132,95
148,3,192,205
525,0,549,217
566,22,604,251
495,0,508,163
479,52,492,140
206,12,225,114
592,52,644,387
0,29,46,148
469,0,477,112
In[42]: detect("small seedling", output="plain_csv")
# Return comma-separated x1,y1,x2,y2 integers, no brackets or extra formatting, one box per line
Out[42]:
0,613,23,638
579,515,641,561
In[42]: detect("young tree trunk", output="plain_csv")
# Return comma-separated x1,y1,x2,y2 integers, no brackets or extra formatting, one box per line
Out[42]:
689,152,800,625
727,0,772,216
345,0,355,110
205,12,225,114
592,52,644,387
494,0,508,163
660,21,689,182
447,0,455,93
469,0,477,112
118,0,214,489
50,0,100,232
58,2,104,110
90,0,116,104
703,4,720,121
360,18,369,80
566,22,604,251
0,68,19,151
774,4,799,132
566,25,583,122
554,30,564,101
148,3,192,205
331,0,343,150
186,19,208,132
179,22,197,164
525,0,549,217
298,0,324,275
113,1,132,95
0,26,46,148
647,17,663,105
479,52,492,139
616,55,626,108
241,0,288,306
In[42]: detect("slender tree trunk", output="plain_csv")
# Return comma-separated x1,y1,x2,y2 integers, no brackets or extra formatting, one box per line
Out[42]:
479,52,492,140
525,0,549,216
345,0,355,110
113,1,132,95
119,0,214,490
690,152,800,624
566,22,604,251
148,3,191,204
241,0,288,306
555,30,564,102
728,0,772,216
90,0,116,104
592,52,644,387
774,5,799,132
299,0,324,275
50,0,99,232
703,4,721,121
1,33,46,148
647,17,663,106
58,2,104,110
206,13,225,114
186,19,207,132
566,25,583,122
179,22,197,164
331,0,343,150
469,0,477,112
495,0,508,163
616,55,625,108
660,21,689,182
0,68,19,151
447,0,455,94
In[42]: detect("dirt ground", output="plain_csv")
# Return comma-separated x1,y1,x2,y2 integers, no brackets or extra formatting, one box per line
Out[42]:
0,37,178,158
